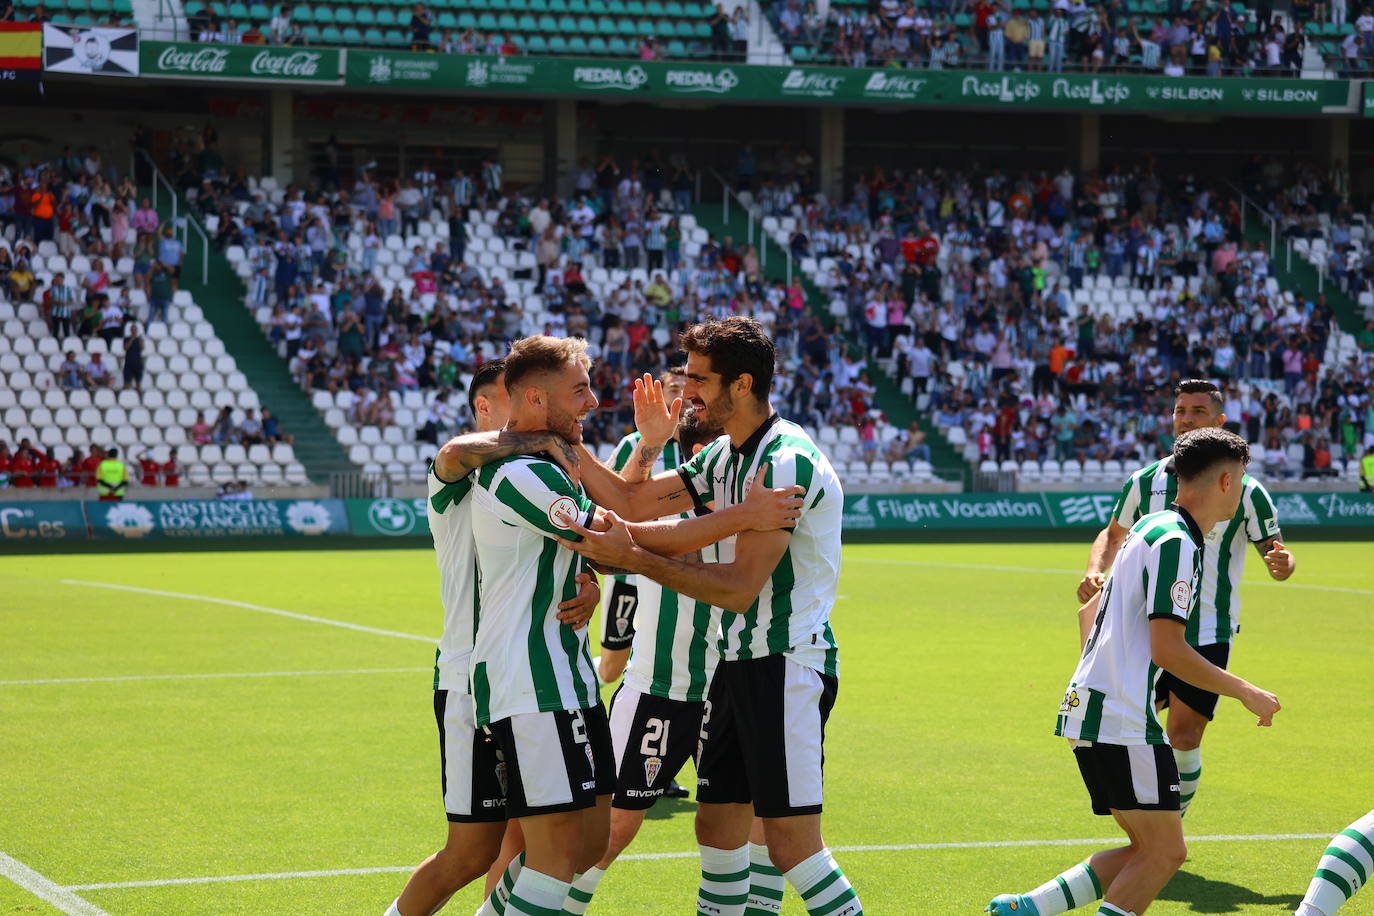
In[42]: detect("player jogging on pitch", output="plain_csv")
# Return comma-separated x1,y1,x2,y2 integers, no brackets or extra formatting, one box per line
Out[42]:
382,359,598,916
1077,379,1295,817
558,317,864,916
989,427,1281,916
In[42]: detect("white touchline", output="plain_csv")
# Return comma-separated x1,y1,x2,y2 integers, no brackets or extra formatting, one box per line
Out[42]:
61,580,437,643
62,833,1331,892
846,556,1374,595
0,668,430,687
0,849,115,916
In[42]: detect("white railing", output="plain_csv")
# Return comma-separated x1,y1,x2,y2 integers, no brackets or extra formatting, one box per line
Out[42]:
709,168,792,287
133,148,210,286
1231,181,1325,295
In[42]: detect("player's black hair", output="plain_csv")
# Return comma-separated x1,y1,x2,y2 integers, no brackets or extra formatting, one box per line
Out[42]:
1173,427,1250,483
1174,379,1223,411
680,317,774,404
676,406,722,454
468,358,506,413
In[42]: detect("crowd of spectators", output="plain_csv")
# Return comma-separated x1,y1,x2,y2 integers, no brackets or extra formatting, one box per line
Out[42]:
763,153,1373,478
771,0,1355,76
0,440,182,489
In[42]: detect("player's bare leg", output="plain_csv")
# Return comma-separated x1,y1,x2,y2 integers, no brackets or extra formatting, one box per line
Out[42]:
482,820,524,897
389,820,505,916
1096,808,1187,914
475,811,583,916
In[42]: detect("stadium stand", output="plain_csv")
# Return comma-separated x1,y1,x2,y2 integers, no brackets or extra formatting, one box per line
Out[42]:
738,163,1373,487
203,164,923,486
180,0,728,59
0,160,312,490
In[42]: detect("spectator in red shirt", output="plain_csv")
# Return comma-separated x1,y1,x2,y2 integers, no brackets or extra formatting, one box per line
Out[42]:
80,445,105,487
913,227,940,266
974,0,993,49
36,449,59,487
139,451,161,486
61,452,84,487
10,446,35,487
0,443,11,487
162,455,182,487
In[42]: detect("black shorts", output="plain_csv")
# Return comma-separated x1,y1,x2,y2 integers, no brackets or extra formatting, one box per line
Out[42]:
435,690,508,823
607,683,704,810
1074,742,1181,816
482,703,615,819
600,579,639,651
696,654,837,818
1154,642,1230,720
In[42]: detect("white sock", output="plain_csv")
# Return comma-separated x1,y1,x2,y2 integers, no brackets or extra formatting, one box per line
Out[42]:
563,866,605,915
744,843,784,915
1097,904,1134,916
698,844,750,916
1297,810,1374,916
784,848,863,916
1174,746,1202,816
1025,861,1103,914
383,901,402,916
476,852,525,916
505,867,568,916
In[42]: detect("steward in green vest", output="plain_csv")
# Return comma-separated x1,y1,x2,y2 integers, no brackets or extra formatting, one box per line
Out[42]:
97,447,127,502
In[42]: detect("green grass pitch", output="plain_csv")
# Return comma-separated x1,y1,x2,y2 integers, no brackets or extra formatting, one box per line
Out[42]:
2,542,1371,915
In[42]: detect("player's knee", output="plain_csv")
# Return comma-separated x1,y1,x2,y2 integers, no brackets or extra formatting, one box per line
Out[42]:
431,846,495,889
1167,724,1203,750
1143,838,1187,872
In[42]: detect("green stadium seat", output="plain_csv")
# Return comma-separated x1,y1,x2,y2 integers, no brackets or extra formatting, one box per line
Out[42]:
653,18,673,35
209,0,226,15
691,20,708,36
376,8,396,23
114,0,134,12
498,12,517,28
664,1,682,14
567,34,588,50
488,0,508,9
666,37,687,55
356,6,374,23
509,0,528,10
556,13,575,29
227,1,247,16
547,33,568,50
537,13,555,29
576,15,597,32
363,25,384,42
529,0,548,10
625,0,644,13
320,23,341,39
594,14,613,30
616,18,636,34
588,35,607,51
88,0,113,13
953,12,971,26
568,0,587,12
335,6,355,23
184,1,204,14
291,3,310,19
526,32,547,50
478,11,497,27
547,0,566,10
302,22,321,39
342,24,363,40
383,27,405,43
673,19,692,36
607,35,630,53
248,2,268,17
457,10,475,26
436,10,456,26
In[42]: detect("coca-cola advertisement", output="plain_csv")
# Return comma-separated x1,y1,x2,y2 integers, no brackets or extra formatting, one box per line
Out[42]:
140,40,340,83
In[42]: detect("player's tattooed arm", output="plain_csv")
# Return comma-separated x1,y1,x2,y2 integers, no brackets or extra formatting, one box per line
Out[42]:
622,440,665,484
434,429,579,485
1254,535,1295,580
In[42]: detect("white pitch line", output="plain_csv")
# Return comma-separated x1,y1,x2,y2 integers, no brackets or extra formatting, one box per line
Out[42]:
0,668,429,687
846,556,1374,596
0,850,114,916
61,580,436,643
62,833,1330,892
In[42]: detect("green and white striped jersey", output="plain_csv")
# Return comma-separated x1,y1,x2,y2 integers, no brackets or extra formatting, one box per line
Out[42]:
427,464,478,693
1111,457,1280,646
1056,507,1204,745
677,414,842,679
607,431,720,702
469,456,601,726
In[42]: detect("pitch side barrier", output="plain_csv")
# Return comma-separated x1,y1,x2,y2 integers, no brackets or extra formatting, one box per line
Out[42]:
1,493,1371,551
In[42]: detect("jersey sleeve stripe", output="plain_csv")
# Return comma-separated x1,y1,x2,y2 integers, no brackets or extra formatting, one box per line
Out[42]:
1150,535,1183,619
527,539,565,710
430,475,473,513
495,475,581,541
557,556,593,710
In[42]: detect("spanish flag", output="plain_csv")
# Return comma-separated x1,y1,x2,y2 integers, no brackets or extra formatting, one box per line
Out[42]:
0,22,42,72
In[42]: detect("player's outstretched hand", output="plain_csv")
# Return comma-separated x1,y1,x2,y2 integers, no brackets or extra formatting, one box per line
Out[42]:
633,372,681,447
742,463,804,531
1263,540,1295,581
1076,572,1105,604
1242,686,1281,727
543,433,581,488
556,572,600,630
557,509,641,575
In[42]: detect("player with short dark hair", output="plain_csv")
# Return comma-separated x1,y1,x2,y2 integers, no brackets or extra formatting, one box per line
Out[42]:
1076,379,1295,817
989,427,1281,916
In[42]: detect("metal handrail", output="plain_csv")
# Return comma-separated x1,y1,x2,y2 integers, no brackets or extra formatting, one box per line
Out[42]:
1228,180,1325,294
708,168,793,287
133,148,210,285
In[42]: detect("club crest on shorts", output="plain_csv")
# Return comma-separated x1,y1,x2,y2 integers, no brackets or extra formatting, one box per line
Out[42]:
644,755,662,786
494,761,508,795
